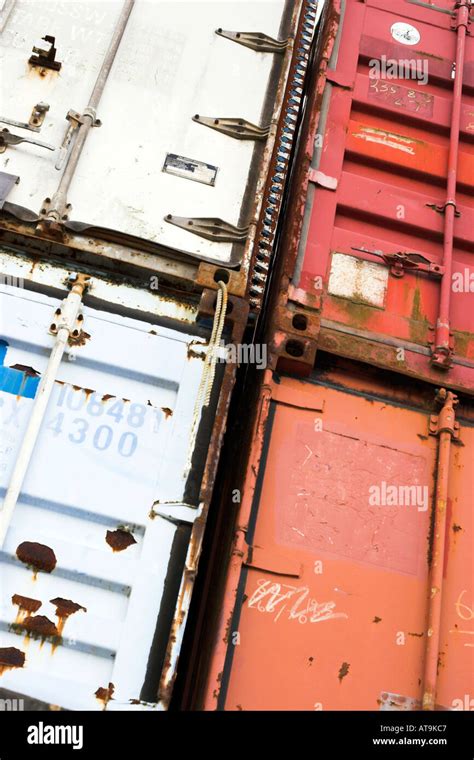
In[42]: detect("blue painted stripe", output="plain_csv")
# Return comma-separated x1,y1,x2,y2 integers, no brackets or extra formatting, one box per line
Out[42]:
0,339,40,399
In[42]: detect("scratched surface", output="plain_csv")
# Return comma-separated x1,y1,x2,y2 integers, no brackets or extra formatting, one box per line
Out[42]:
277,422,430,576
216,375,471,711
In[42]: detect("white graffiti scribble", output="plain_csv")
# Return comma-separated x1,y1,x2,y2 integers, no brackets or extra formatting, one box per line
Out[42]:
247,580,348,625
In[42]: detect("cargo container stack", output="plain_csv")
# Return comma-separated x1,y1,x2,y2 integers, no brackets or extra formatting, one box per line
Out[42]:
191,0,474,712
0,0,321,710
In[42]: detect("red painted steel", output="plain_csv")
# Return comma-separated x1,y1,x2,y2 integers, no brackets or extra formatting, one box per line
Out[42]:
200,367,474,711
189,0,474,712
278,0,474,392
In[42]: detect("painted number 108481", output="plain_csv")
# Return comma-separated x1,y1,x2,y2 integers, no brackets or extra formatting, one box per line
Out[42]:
45,385,160,458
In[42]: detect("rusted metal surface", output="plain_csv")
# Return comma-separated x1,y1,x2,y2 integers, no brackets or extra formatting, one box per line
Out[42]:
0,0,299,280
274,0,474,389
105,529,137,553
246,0,324,312
16,541,57,574
0,255,239,710
198,363,473,710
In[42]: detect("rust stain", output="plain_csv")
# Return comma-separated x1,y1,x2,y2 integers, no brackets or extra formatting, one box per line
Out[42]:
20,615,59,639
452,524,462,533
9,364,40,377
16,542,57,576
95,682,114,710
68,331,91,347
106,528,137,552
161,407,173,418
0,647,25,675
338,662,350,683
373,616,382,623
102,394,115,402
408,631,424,638
12,594,42,624
50,597,87,635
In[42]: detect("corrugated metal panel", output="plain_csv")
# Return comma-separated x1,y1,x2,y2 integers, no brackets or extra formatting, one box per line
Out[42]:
0,0,304,271
200,367,474,710
273,0,474,390
0,258,223,710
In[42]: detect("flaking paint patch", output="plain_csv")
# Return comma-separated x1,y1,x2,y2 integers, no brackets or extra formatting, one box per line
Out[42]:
328,253,388,308
352,126,416,155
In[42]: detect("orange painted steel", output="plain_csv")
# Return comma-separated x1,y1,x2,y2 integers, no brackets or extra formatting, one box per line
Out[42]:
422,390,459,710
200,370,473,711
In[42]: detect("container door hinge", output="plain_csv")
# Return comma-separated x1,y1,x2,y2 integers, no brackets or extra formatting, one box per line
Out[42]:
192,115,270,141
164,215,249,243
29,35,62,71
215,28,288,53
351,247,444,278
49,273,90,345
428,388,460,440
243,544,303,578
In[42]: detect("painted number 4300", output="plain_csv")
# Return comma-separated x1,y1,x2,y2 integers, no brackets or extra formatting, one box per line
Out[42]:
46,386,156,458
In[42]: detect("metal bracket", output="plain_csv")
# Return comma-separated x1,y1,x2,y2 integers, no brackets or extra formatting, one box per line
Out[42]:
49,273,90,341
192,115,270,141
56,109,101,171
39,197,72,222
0,171,19,210
426,201,461,218
0,128,55,154
215,28,288,53
428,388,460,439
0,102,50,134
164,215,249,243
351,247,444,278
29,35,62,71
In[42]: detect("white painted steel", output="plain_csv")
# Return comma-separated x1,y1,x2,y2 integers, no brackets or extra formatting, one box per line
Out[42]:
0,277,86,547
0,0,287,263
0,277,211,710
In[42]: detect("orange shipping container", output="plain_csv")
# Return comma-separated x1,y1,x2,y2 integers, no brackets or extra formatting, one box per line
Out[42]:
195,363,473,711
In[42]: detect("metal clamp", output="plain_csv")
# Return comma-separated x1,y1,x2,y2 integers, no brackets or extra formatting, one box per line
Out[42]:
29,35,62,71
192,115,270,141
426,201,461,218
215,28,288,53
351,247,444,278
0,102,50,133
164,215,249,242
0,128,55,154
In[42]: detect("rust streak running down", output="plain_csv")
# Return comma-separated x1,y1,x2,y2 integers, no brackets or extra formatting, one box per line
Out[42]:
50,598,87,636
20,615,59,639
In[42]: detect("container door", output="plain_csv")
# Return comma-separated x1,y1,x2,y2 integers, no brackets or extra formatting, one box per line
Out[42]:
216,375,472,710
0,282,212,710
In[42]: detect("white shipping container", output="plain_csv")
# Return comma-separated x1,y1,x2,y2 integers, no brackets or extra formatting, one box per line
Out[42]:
0,0,297,266
0,249,224,710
